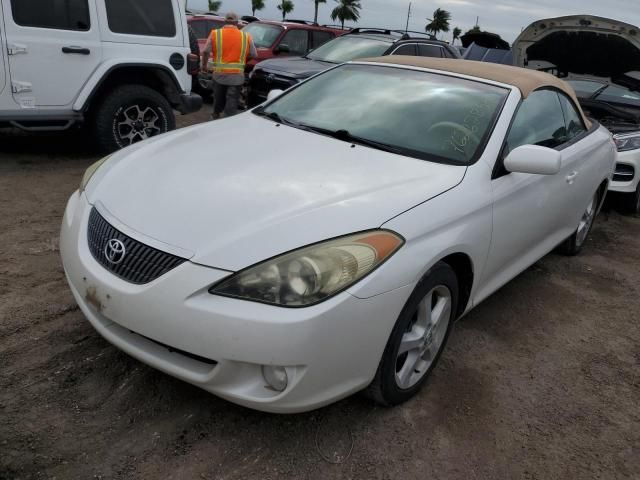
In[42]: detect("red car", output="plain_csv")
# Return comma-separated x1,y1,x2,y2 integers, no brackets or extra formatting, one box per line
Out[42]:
241,20,347,72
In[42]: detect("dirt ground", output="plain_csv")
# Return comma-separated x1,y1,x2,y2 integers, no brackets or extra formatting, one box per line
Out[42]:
1,110,639,480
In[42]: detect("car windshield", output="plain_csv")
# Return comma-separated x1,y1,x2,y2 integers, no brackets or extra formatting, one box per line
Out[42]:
306,36,391,63
256,64,508,165
243,23,283,48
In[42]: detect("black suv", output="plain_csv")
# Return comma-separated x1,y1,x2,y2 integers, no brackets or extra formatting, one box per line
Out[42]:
248,28,461,107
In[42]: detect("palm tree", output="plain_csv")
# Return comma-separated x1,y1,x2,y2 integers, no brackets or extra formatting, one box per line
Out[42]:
452,27,462,45
252,0,265,16
425,8,451,39
313,0,326,24
208,0,222,12
277,0,294,21
330,0,361,29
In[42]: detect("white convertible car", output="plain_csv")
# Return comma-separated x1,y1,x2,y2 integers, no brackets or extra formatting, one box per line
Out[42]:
60,57,616,413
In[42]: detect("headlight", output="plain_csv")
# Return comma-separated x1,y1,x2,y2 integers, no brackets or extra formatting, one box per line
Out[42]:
210,230,404,307
614,132,640,152
79,156,110,192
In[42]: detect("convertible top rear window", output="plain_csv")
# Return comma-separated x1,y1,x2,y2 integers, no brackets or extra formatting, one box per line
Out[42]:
258,64,508,165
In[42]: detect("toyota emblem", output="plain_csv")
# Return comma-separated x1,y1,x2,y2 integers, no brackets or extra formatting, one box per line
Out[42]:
104,239,126,265
266,74,275,84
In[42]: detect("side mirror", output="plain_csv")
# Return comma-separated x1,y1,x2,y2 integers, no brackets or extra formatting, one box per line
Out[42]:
504,145,561,175
274,44,290,54
267,89,284,102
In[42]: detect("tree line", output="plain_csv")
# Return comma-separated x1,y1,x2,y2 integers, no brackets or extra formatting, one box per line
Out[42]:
207,1,480,44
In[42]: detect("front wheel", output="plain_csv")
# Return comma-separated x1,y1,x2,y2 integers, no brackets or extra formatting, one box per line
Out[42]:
94,85,176,153
558,189,600,256
365,262,458,406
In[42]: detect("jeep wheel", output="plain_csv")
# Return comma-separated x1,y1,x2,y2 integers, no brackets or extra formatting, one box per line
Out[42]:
94,85,175,153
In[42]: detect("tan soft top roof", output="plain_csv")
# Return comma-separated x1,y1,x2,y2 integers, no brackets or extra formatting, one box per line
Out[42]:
358,56,591,126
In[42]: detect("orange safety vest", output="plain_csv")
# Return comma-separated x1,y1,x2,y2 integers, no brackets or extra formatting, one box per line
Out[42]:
210,27,250,74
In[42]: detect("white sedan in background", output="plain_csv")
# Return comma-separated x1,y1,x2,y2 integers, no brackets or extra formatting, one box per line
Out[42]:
60,57,616,413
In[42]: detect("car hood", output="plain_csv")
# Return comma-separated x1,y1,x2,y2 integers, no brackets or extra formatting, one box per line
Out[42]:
86,114,466,271
255,56,335,78
513,15,640,78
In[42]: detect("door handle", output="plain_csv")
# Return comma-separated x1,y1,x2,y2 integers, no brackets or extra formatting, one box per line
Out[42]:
62,46,91,55
566,171,579,184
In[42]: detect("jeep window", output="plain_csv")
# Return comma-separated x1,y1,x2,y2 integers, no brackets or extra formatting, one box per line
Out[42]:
281,30,309,55
393,44,417,55
243,23,283,48
258,64,508,165
418,44,444,58
11,0,90,31
311,31,335,50
106,0,176,37
306,36,391,64
557,93,586,140
506,90,568,153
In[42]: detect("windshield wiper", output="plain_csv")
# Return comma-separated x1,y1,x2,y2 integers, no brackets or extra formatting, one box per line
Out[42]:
299,125,406,155
254,108,301,128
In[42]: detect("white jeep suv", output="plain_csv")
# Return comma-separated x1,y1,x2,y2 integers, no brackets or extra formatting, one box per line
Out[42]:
0,0,202,152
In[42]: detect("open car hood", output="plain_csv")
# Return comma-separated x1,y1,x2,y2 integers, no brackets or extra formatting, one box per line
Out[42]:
513,15,640,79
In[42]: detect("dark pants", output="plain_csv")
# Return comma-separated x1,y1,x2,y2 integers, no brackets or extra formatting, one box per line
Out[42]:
213,82,240,118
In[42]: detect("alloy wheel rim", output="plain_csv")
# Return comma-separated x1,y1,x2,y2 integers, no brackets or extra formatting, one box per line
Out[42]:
576,194,598,247
395,285,452,390
116,104,162,146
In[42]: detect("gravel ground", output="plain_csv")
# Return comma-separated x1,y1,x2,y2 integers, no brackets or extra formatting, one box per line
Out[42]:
1,111,639,480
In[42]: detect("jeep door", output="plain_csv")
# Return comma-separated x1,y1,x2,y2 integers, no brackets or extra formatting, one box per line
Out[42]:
1,0,102,108
0,0,6,98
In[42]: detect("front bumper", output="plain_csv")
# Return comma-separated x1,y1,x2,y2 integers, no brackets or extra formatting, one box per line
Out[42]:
609,149,640,193
177,92,203,114
60,192,413,413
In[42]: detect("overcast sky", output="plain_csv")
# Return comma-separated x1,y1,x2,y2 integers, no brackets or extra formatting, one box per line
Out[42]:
187,0,640,43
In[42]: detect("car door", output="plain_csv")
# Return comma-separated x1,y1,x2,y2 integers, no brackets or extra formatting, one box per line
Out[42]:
0,0,6,97
278,28,309,56
1,0,102,108
478,89,581,299
555,92,603,229
310,30,334,51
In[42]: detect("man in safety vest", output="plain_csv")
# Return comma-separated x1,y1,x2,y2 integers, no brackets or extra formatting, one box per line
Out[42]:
201,12,257,119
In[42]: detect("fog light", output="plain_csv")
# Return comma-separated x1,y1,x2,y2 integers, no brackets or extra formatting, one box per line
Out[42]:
262,365,288,392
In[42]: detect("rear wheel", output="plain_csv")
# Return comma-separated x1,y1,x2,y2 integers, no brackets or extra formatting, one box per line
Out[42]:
558,190,600,256
94,85,175,153
365,262,458,406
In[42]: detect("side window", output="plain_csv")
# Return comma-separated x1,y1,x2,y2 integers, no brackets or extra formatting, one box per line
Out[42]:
393,44,417,55
558,93,587,141
418,44,444,58
505,90,567,155
10,0,90,31
190,20,209,39
311,31,334,49
208,20,224,32
105,0,176,37
280,29,309,55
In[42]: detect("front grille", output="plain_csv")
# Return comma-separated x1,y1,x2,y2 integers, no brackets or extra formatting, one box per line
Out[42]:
87,208,186,284
613,163,635,183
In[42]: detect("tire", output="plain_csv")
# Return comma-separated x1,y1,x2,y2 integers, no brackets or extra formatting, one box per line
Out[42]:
93,85,175,153
621,183,640,216
365,262,459,406
558,189,600,256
